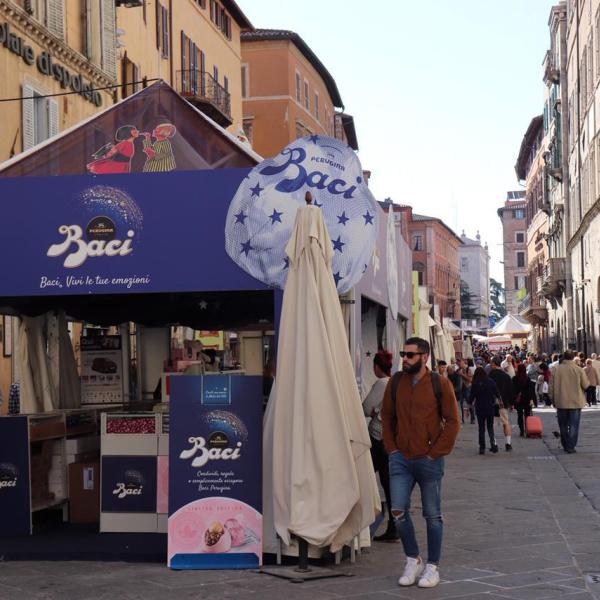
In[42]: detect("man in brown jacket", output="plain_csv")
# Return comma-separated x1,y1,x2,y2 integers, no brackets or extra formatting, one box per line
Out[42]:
381,337,460,589
550,350,589,453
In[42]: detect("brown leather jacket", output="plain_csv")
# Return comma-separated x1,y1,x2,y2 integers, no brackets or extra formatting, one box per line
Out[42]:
381,369,461,460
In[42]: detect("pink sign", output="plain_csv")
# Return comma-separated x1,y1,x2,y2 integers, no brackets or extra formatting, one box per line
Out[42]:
168,497,262,565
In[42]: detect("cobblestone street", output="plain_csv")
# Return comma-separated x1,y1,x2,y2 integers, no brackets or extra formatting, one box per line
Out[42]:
1,408,599,600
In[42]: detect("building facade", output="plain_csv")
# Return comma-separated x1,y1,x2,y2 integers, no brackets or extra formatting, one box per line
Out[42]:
565,0,600,354
459,231,490,330
498,191,528,316
116,0,252,133
393,207,462,322
541,2,571,352
515,115,551,353
0,0,117,163
240,29,357,157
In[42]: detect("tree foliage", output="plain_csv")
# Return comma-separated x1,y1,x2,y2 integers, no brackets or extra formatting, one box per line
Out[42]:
460,280,483,320
489,278,506,320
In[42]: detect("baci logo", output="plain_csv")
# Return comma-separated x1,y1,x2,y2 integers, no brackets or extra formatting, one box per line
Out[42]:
179,432,242,468
0,463,18,490
112,469,144,499
112,482,143,499
259,145,360,197
47,216,134,268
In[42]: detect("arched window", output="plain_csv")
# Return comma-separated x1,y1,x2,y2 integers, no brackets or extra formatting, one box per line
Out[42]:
413,262,426,286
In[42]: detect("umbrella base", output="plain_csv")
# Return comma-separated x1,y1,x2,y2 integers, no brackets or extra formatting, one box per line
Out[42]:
258,565,352,583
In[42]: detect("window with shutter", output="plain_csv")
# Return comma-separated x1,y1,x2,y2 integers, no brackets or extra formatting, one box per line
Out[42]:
45,0,65,40
181,31,188,92
161,6,169,58
190,42,198,94
22,84,35,151
101,0,117,78
156,1,161,50
48,99,59,138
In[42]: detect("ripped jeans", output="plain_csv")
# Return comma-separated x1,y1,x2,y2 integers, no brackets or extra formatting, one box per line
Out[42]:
389,451,444,565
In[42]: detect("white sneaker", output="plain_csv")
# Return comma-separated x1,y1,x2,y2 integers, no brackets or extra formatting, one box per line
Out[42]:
398,556,424,586
417,563,440,588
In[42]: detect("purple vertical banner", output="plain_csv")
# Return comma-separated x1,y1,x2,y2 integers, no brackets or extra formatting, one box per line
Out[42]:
0,417,31,536
168,375,263,569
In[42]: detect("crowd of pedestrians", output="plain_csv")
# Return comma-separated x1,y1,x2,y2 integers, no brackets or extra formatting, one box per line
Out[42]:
362,338,600,590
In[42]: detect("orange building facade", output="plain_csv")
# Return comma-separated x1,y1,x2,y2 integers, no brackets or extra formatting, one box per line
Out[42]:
240,29,357,157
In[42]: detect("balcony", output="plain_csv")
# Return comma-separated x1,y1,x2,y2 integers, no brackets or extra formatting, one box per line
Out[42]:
176,70,232,128
541,257,566,299
518,293,548,325
543,50,560,85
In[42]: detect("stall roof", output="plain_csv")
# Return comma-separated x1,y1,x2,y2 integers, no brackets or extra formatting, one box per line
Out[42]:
0,80,262,177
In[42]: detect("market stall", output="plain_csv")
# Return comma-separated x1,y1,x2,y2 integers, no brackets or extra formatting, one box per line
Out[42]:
0,82,387,568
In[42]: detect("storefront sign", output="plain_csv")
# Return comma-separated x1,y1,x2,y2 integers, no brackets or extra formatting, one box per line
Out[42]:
168,375,262,569
0,417,31,536
0,21,102,106
0,171,264,297
80,335,123,404
101,455,157,512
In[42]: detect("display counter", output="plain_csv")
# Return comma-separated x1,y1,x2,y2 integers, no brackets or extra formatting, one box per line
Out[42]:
0,408,100,536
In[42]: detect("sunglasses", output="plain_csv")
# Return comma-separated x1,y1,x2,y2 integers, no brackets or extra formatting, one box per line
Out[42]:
399,351,426,359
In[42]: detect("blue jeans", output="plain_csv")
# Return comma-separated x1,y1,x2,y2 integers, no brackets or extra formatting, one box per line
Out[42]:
389,451,444,565
556,408,582,451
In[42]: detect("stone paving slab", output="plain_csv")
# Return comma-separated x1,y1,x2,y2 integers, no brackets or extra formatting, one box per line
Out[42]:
0,409,599,600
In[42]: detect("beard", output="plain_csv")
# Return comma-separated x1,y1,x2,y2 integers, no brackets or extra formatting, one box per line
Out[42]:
402,361,422,375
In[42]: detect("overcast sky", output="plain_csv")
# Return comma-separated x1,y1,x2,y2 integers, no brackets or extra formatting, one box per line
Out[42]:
243,0,556,284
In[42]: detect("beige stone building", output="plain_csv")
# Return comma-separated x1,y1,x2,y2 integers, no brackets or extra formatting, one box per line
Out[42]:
497,191,528,316
0,0,117,163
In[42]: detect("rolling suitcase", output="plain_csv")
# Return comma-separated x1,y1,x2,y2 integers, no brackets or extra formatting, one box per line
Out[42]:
526,415,543,438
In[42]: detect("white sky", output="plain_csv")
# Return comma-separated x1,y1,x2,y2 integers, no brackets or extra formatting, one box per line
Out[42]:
243,0,557,284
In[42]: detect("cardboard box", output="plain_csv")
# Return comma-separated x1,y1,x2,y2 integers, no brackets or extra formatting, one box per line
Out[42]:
68,461,100,523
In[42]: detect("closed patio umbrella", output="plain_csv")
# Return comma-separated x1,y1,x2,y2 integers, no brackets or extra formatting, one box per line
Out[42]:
270,203,380,552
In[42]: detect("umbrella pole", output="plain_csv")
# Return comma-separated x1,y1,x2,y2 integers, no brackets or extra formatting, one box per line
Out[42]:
295,537,309,573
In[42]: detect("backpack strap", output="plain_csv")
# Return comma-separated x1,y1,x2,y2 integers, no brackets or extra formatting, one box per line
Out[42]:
430,371,444,423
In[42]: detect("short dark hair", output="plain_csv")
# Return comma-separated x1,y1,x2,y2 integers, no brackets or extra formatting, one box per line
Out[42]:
405,337,430,354
563,350,574,360
472,366,487,384
437,360,447,367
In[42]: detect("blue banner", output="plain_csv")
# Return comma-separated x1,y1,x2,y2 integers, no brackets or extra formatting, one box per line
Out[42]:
0,170,268,297
0,417,31,536
168,375,263,569
101,456,157,513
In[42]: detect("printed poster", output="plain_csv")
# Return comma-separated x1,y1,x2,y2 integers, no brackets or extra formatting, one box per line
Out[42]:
168,375,263,569
80,335,123,404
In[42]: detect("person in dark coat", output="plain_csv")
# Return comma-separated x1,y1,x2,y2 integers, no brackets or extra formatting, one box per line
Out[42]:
512,363,536,437
488,355,516,451
470,367,501,455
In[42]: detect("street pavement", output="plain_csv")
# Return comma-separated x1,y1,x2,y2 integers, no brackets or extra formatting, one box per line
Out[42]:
1,407,599,600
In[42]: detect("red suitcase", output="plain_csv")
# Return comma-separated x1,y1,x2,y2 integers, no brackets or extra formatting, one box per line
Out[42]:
526,416,543,438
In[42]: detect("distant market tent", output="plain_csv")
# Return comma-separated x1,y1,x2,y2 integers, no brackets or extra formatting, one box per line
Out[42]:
490,314,531,337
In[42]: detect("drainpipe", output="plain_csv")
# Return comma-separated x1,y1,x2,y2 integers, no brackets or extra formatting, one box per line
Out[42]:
169,0,174,85
573,1,587,353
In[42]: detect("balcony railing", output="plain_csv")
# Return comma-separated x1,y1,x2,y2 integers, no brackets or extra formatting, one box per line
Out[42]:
176,70,232,127
543,50,560,84
518,294,531,315
541,256,567,299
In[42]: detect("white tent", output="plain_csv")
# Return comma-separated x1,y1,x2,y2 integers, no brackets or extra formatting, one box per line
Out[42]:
490,314,531,337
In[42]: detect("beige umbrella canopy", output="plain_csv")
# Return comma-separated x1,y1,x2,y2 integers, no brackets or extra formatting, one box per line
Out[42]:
270,204,380,552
